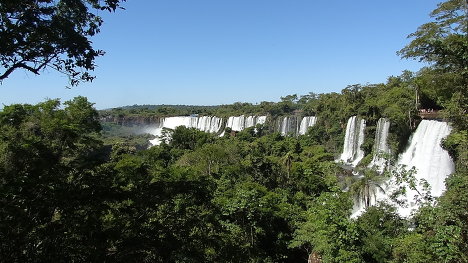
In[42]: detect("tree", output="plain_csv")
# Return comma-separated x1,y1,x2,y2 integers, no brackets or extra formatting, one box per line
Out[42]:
355,204,406,263
0,97,112,261
0,0,126,86
290,191,362,263
351,169,386,209
398,0,467,71
398,0,468,130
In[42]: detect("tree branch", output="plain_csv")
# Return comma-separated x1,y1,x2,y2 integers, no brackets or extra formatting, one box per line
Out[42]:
0,62,39,80
0,56,54,81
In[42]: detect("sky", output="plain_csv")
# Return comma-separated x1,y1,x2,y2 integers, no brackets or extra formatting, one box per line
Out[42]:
1,0,441,109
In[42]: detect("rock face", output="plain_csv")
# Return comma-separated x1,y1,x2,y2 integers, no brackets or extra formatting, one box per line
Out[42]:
308,252,322,263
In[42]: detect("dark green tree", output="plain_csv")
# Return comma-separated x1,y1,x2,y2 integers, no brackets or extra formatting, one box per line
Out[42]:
0,97,112,261
0,0,126,86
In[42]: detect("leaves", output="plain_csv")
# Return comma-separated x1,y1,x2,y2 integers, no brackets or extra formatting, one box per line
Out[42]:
0,0,126,86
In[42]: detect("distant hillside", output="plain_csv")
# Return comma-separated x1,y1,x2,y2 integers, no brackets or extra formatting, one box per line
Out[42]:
110,104,222,111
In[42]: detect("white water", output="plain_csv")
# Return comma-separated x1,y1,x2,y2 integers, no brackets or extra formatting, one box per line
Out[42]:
368,118,391,172
226,115,267,132
226,116,245,131
352,120,455,218
150,115,268,144
256,116,267,125
298,116,317,135
149,116,223,145
394,120,455,216
339,116,366,166
278,116,316,136
279,117,293,135
196,116,223,133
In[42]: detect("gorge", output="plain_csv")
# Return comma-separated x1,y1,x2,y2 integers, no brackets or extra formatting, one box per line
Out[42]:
107,112,455,217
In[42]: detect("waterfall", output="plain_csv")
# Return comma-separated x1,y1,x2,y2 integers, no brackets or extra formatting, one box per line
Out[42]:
298,116,317,135
149,116,223,145
226,115,267,132
394,120,455,216
368,118,391,172
226,116,246,131
339,116,366,166
277,116,316,136
352,120,455,218
148,114,315,145
196,116,223,133
279,117,292,135
245,116,256,128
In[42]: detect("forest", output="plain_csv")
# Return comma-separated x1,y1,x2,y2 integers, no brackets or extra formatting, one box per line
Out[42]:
0,0,467,262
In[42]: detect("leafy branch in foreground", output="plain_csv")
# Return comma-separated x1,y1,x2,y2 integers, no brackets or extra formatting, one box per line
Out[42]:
0,0,125,86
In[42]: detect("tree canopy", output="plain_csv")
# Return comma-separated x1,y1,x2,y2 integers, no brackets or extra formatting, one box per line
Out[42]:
398,0,467,130
0,0,125,86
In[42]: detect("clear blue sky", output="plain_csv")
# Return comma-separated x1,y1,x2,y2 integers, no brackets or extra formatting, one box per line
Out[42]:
1,0,441,109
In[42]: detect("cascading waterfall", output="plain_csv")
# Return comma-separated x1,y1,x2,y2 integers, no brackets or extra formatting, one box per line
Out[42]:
298,116,317,135
352,120,455,218
196,116,223,133
279,117,294,135
149,116,223,145
277,116,316,136
245,116,256,128
150,115,268,143
226,115,267,132
368,118,391,172
148,114,314,144
393,120,455,216
339,116,366,166
226,116,246,131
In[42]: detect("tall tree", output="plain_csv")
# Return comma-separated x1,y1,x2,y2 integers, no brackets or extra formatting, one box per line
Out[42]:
398,0,468,130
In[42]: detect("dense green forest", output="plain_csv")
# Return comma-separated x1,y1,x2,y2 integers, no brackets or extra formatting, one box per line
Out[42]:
1,0,467,262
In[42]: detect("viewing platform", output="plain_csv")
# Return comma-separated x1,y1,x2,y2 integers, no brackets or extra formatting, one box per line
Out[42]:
419,109,443,120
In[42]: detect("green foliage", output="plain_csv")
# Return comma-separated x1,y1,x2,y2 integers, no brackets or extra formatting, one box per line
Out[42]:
350,169,387,209
0,97,109,261
1,1,467,261
0,0,126,86
398,0,468,130
392,233,435,263
291,191,362,263
356,204,407,263
165,126,214,151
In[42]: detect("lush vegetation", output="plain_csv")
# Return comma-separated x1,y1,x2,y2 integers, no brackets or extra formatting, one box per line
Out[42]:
1,0,467,262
